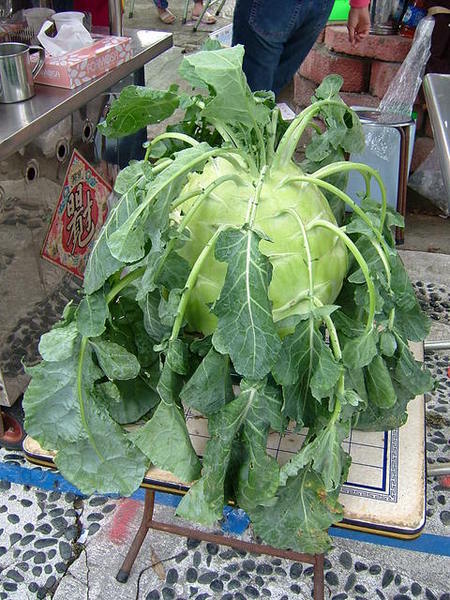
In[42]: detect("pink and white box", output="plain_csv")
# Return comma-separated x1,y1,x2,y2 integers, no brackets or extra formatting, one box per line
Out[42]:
35,35,132,89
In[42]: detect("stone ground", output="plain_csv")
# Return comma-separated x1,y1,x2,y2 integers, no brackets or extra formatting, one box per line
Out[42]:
0,1,449,598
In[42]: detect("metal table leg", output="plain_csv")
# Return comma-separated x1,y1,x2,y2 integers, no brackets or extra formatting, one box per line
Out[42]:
116,489,325,600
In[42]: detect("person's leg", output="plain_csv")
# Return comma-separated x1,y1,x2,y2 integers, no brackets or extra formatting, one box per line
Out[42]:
233,0,301,92
272,0,334,95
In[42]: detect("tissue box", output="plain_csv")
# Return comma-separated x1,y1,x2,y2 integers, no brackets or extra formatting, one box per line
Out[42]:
35,35,132,89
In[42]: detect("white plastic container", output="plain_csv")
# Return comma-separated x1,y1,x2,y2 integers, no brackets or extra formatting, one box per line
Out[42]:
346,107,416,210
52,11,84,32
24,7,55,35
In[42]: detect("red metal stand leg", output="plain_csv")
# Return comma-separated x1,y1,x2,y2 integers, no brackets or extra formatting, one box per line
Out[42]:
116,488,324,599
313,553,325,600
116,489,155,583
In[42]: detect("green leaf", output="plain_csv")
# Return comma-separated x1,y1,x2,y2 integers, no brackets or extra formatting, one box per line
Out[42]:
131,399,201,482
131,362,201,482
76,291,109,338
96,378,159,424
139,290,171,342
342,329,378,369
332,311,365,338
365,355,396,409
310,343,343,400
106,202,147,264
189,336,212,357
355,381,409,431
393,302,431,342
55,399,148,496
24,343,100,447
177,379,283,525
38,321,79,362
280,421,350,491
157,250,190,290
393,340,435,397
180,347,234,415
90,339,140,380
159,288,183,327
251,467,343,554
272,318,322,387
212,228,281,379
24,352,87,448
390,255,418,312
281,380,307,427
179,46,270,130
314,74,344,99
98,86,179,138
83,184,141,294
236,380,283,511
166,338,190,375
114,160,153,195
146,143,212,235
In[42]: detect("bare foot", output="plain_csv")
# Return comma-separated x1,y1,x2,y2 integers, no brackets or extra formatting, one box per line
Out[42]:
192,1,217,23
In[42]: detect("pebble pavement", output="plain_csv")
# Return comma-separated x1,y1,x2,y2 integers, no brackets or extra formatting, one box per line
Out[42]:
0,266,448,599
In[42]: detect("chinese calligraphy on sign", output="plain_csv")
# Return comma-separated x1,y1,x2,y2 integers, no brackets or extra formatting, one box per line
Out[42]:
42,150,112,279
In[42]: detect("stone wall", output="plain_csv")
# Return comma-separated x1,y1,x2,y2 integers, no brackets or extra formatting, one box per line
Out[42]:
293,25,434,172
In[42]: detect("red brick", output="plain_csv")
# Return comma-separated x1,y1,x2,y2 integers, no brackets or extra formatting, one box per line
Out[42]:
316,28,326,44
410,136,434,173
294,74,379,112
299,45,369,93
325,26,413,62
293,74,319,110
370,60,402,99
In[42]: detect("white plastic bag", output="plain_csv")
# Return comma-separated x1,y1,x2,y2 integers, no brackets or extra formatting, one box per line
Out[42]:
378,16,435,115
37,19,92,56
408,149,449,217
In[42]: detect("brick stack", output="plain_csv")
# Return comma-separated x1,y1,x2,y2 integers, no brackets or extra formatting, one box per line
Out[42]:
293,26,434,171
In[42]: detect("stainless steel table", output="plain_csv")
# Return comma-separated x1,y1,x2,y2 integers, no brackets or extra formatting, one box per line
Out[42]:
422,74,450,477
423,73,450,204
0,29,172,161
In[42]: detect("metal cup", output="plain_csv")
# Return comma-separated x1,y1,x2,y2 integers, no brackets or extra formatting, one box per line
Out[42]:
0,43,45,103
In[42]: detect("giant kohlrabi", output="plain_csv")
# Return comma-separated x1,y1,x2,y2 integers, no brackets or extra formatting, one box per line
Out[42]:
23,44,434,554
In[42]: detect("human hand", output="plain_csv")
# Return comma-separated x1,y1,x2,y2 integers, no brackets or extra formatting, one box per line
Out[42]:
347,7,371,46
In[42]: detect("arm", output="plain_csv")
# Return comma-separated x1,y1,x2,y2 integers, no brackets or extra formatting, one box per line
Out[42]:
348,1,371,46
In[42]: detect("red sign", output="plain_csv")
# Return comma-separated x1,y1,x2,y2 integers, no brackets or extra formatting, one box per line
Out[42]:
42,150,112,279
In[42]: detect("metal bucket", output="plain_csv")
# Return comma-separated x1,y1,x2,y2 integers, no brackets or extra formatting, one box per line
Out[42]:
0,43,45,103
370,0,407,35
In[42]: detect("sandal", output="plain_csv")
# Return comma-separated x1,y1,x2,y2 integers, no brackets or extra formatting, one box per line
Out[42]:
191,10,217,24
158,9,176,24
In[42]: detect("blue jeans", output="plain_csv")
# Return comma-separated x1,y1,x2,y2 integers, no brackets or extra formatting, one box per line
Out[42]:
232,0,334,95
153,0,196,8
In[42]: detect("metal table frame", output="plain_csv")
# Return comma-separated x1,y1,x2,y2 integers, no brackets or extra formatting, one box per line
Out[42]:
0,28,172,161
423,74,450,210
116,488,325,600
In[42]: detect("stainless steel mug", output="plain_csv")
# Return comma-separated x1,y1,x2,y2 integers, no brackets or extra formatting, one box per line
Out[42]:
0,43,45,103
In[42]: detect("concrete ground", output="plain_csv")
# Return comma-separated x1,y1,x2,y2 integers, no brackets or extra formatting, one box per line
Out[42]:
0,1,449,598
